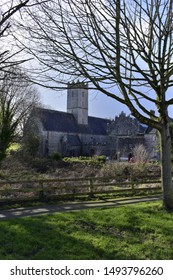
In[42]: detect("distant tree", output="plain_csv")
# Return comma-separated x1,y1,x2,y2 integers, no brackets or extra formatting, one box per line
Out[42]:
0,67,40,161
22,106,42,158
18,0,173,209
22,131,40,158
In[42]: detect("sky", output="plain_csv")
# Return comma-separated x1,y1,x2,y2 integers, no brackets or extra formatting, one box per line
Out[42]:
39,86,173,120
6,1,172,121
39,87,131,120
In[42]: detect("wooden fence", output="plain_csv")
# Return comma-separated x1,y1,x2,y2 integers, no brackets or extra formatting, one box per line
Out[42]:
0,173,162,204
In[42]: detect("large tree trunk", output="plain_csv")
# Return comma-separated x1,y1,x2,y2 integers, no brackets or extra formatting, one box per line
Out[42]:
160,124,173,210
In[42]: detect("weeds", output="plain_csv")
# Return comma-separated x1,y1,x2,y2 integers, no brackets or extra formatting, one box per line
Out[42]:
98,162,160,178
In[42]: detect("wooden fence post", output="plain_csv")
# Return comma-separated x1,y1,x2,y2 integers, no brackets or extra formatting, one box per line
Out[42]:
89,178,94,197
39,181,45,200
130,176,135,193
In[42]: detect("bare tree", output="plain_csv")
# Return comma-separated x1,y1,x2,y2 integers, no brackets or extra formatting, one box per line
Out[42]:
0,1,44,161
0,0,38,74
0,67,40,161
18,0,173,209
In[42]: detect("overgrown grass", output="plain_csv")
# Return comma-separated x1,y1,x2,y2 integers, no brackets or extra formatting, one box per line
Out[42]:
0,201,173,260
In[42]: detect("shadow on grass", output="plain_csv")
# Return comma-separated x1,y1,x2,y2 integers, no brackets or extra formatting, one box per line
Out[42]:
0,214,115,260
0,202,173,260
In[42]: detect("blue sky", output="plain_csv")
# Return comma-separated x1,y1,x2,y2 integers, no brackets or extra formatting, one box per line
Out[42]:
40,87,173,120
39,87,131,120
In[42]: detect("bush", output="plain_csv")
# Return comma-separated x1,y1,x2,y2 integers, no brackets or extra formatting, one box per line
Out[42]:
28,157,62,173
98,162,128,177
98,161,151,178
50,152,61,161
132,144,149,163
95,155,106,163
63,155,106,165
22,134,40,158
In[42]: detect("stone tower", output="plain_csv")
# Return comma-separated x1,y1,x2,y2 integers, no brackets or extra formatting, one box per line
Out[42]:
67,81,88,125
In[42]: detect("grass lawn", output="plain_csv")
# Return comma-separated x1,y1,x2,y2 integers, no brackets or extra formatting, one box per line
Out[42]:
0,201,173,260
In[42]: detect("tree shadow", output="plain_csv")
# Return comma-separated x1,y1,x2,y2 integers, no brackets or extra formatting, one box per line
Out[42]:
0,213,117,260
0,203,173,260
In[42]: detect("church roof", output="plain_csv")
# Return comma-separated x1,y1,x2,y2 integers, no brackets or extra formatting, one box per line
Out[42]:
39,109,79,133
38,108,111,135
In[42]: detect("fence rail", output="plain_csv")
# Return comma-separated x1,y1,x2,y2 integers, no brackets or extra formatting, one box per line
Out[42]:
0,174,162,203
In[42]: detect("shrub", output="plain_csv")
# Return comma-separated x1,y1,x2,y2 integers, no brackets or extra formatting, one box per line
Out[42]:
98,161,150,178
63,155,106,165
28,158,58,173
132,144,149,163
98,162,129,177
95,155,106,163
22,134,40,158
51,152,61,161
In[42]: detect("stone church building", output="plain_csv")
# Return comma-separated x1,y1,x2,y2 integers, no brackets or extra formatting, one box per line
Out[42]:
31,81,158,159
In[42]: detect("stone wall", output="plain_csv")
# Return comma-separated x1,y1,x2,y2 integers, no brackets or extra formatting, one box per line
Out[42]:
67,81,88,125
144,129,159,159
108,112,140,136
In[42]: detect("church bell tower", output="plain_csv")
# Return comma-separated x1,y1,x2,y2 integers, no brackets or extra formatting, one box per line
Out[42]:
67,81,88,125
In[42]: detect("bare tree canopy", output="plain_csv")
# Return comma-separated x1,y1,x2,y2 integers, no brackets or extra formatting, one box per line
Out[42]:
17,0,173,209
0,67,40,161
17,0,173,124
0,0,41,73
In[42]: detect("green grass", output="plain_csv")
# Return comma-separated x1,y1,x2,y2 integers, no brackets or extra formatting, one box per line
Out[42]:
7,142,21,154
63,155,106,164
0,201,173,260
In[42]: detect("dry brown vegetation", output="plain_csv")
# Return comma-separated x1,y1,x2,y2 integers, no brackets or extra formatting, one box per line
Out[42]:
0,153,161,181
0,154,162,205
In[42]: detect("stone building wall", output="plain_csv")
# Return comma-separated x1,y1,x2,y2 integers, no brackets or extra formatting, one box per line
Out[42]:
29,81,158,160
108,112,140,136
144,128,159,159
67,81,88,125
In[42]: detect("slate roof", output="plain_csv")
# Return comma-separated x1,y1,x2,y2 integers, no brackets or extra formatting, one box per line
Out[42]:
39,108,79,133
88,116,111,135
38,108,111,135
37,108,147,136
